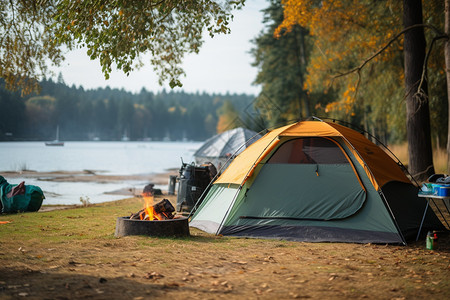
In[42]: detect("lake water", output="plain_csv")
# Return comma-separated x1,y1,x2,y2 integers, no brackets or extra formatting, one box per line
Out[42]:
0,141,202,205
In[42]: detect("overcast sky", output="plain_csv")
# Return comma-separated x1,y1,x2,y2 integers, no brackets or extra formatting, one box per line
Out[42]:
54,0,268,96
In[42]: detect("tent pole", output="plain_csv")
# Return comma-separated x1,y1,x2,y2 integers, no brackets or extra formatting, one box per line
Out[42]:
215,185,244,236
215,134,281,235
378,190,407,245
339,134,407,245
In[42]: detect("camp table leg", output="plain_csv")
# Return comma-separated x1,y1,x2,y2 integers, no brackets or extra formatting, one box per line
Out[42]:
416,200,429,241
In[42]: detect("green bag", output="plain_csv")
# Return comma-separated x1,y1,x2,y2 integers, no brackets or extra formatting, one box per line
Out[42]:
0,176,45,213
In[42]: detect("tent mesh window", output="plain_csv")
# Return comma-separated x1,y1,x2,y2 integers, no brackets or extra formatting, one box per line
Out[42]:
267,137,349,164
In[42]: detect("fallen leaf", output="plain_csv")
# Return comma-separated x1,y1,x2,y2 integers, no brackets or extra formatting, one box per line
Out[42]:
144,272,164,280
164,283,180,288
211,280,219,286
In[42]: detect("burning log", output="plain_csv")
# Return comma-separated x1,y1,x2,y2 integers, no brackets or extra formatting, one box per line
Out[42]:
130,199,175,221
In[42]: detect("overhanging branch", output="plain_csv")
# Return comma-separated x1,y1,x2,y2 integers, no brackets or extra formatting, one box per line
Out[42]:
333,24,447,81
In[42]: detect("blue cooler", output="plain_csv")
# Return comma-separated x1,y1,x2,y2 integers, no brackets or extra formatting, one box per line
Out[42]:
438,185,450,197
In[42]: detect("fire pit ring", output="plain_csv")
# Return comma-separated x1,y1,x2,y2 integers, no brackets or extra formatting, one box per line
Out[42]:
115,216,190,238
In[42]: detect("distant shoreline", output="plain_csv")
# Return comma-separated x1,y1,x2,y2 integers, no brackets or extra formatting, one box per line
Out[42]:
1,169,179,208
1,169,178,184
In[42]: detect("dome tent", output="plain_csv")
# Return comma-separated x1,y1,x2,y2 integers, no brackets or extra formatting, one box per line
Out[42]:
190,120,445,244
194,127,262,170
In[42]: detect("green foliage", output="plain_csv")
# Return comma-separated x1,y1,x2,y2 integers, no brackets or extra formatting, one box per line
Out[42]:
250,0,329,128
0,0,63,95
0,0,245,94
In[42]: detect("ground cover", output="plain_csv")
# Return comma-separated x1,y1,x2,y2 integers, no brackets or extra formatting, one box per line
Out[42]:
0,195,449,299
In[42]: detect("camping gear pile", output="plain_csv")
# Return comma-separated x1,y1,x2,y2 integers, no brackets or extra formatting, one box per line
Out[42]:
190,120,445,244
177,127,262,213
176,162,217,212
0,176,45,213
423,174,450,197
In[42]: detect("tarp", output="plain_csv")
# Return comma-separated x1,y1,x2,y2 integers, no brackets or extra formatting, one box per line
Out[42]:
194,127,262,169
0,176,45,213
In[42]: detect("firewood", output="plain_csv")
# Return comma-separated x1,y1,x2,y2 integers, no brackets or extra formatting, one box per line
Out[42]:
129,199,176,220
129,208,145,220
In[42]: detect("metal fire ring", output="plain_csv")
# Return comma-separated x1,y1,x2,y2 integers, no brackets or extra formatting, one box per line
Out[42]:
115,216,190,238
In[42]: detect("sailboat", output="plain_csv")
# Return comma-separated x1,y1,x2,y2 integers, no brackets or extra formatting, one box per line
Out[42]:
45,126,64,146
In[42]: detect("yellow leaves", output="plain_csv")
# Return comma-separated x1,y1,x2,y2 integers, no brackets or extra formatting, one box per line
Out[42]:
274,0,310,38
325,83,358,115
276,0,403,121
216,115,229,134
168,106,186,114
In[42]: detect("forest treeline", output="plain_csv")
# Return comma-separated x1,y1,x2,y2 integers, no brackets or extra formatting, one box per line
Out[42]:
0,78,256,142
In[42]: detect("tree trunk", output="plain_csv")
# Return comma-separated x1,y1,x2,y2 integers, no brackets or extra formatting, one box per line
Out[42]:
294,27,310,118
403,0,435,182
445,0,450,173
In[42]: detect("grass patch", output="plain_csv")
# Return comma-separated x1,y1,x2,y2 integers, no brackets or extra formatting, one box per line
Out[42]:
389,143,447,174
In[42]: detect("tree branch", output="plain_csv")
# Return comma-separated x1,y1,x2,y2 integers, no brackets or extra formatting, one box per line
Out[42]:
333,24,447,81
418,34,448,95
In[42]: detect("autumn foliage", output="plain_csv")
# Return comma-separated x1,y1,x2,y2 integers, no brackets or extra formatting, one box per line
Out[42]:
275,0,402,115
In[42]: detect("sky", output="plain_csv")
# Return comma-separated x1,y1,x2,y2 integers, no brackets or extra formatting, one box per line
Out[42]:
54,0,268,96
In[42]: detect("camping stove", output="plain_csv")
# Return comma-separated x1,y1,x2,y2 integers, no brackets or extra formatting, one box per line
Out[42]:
114,216,190,237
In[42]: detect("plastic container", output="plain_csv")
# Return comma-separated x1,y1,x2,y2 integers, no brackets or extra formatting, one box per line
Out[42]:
438,185,450,197
426,231,436,250
431,184,441,196
421,183,432,194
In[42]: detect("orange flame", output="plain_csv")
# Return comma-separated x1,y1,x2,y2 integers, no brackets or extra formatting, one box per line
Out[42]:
140,193,164,221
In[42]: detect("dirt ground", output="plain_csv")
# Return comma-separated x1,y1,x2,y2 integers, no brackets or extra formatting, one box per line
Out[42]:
0,172,449,299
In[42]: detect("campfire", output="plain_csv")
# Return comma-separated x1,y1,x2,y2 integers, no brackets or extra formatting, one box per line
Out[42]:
130,198,175,221
115,185,189,238
128,185,177,220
